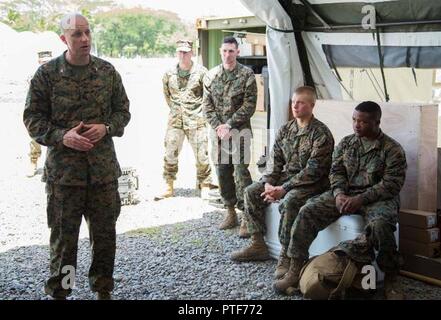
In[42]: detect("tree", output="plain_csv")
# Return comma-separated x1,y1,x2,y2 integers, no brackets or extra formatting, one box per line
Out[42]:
0,2,196,58
94,8,195,58
0,0,114,32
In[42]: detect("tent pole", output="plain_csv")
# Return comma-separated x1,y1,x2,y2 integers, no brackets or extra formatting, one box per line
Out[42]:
303,19,441,32
278,0,315,89
298,0,331,30
375,26,390,102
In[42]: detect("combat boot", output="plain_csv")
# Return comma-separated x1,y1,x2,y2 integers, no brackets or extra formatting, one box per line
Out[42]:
238,218,250,238
230,233,270,262
97,291,112,300
26,161,37,177
273,258,304,294
154,180,174,201
219,206,238,230
384,273,405,300
274,247,290,279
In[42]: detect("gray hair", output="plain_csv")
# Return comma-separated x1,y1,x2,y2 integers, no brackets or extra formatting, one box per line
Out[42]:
59,13,88,33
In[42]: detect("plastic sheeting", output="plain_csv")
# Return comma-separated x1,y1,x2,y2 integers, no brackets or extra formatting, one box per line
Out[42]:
239,0,304,144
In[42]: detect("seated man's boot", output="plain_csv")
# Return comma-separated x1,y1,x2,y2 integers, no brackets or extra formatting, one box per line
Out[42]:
97,291,112,300
274,247,290,279
154,180,174,201
273,258,304,295
26,161,37,177
384,273,405,300
230,233,270,262
219,206,238,230
238,218,250,238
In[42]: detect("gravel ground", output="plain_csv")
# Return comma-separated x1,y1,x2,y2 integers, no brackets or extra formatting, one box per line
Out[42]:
1,208,441,300
1,58,441,300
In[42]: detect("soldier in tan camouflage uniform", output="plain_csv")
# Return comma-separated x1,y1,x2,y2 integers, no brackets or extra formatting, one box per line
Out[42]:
203,36,257,237
274,101,407,300
230,87,334,271
26,51,52,177
23,13,130,300
155,40,213,200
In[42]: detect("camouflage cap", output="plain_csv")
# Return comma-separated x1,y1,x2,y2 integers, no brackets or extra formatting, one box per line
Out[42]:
176,40,193,52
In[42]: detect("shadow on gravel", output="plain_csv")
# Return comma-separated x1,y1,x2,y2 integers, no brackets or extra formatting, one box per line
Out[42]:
2,210,441,300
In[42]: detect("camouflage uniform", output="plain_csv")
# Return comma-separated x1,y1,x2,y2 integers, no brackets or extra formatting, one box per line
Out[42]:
290,131,407,273
203,63,256,210
243,117,334,248
23,52,130,298
162,62,211,184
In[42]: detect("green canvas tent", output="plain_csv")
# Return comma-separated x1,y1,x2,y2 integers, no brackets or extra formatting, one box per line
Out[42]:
240,0,441,133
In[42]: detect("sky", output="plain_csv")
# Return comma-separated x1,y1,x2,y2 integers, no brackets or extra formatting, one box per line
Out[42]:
115,0,252,22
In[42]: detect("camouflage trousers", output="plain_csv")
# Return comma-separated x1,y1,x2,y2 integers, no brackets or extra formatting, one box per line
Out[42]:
44,181,121,298
163,126,212,184
210,129,252,211
243,182,325,247
29,140,41,163
289,190,401,274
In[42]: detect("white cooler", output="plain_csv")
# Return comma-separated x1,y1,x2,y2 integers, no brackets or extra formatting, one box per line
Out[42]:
264,203,398,282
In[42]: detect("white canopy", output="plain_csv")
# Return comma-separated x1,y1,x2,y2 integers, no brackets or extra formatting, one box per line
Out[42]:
240,0,441,136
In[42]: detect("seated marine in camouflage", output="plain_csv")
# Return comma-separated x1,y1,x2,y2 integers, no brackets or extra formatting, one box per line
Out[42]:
230,86,334,274
275,101,407,300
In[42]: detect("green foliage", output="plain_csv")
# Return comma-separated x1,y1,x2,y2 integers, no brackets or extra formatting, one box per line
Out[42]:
0,0,113,32
0,1,195,58
94,8,193,57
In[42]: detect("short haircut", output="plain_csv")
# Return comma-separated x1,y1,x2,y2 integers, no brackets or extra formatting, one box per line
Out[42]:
223,36,238,48
355,101,382,120
59,13,88,33
294,86,317,104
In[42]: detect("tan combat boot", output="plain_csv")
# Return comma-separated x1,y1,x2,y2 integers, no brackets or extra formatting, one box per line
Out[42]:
273,258,304,295
219,206,238,230
26,161,37,178
230,233,271,262
97,291,112,300
384,273,405,300
238,218,250,238
274,247,290,279
154,180,174,201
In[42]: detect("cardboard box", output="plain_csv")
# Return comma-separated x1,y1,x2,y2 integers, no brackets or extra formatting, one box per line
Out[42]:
239,42,253,57
400,226,440,243
246,33,266,46
399,239,440,258
255,74,265,112
399,209,437,229
252,44,266,56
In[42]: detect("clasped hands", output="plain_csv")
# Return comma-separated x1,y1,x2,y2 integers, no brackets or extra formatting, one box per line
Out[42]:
216,123,231,140
260,183,287,203
62,121,107,151
335,193,363,215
